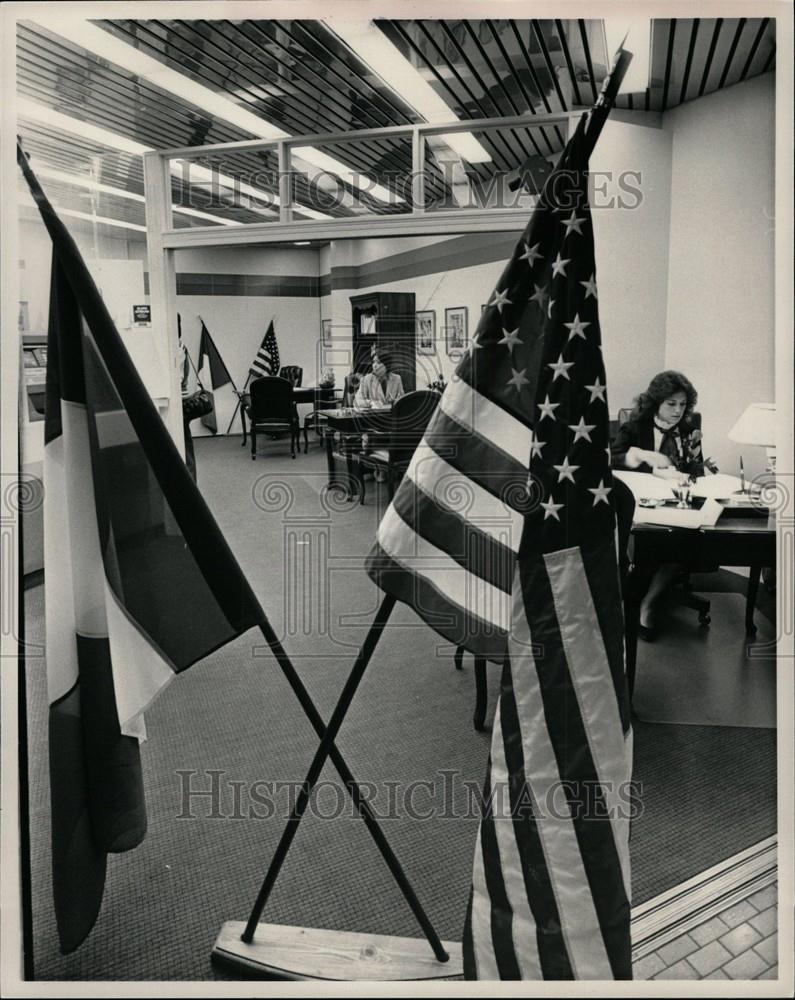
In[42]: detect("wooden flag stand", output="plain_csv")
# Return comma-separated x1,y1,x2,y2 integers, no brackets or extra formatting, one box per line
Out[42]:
213,924,462,981
211,594,458,980
211,45,632,983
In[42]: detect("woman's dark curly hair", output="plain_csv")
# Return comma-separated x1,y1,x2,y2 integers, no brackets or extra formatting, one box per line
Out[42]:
630,370,698,426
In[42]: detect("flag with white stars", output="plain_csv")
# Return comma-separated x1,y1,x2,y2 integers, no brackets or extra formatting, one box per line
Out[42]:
366,112,632,981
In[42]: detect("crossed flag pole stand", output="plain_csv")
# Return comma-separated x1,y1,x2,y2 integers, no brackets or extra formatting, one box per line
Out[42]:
216,46,632,981
211,595,463,979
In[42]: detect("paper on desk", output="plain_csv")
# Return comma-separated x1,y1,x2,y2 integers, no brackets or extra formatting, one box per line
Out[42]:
633,498,723,528
613,470,675,501
690,473,744,498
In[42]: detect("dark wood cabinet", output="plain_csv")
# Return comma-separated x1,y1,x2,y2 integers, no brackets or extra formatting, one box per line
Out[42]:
350,291,416,393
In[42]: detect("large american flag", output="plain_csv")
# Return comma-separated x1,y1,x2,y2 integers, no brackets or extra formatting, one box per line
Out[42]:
250,320,280,378
366,114,633,979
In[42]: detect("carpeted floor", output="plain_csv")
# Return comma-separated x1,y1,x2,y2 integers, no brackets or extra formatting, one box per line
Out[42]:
22,436,777,980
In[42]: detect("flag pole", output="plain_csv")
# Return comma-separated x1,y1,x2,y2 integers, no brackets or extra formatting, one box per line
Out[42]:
581,47,633,160
227,372,252,439
247,596,449,963
198,315,239,393
227,315,275,435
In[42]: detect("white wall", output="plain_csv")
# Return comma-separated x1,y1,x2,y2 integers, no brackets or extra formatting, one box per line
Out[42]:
664,74,775,479
173,246,322,435
327,114,674,411
589,117,673,416
336,236,513,389
19,216,139,335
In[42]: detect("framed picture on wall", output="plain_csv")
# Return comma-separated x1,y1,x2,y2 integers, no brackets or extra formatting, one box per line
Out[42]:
321,318,332,345
416,310,436,355
444,306,468,356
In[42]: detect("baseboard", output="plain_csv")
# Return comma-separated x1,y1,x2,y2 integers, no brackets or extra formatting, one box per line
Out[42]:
631,836,777,959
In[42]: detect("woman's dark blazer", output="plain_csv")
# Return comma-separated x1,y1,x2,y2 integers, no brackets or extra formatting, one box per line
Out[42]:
611,413,704,476
611,415,657,473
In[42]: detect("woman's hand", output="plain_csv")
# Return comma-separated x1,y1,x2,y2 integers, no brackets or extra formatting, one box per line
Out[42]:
652,466,682,480
642,449,673,469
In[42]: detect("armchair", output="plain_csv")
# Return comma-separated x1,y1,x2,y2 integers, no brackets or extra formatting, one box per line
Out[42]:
278,365,303,387
248,376,298,459
357,390,441,504
303,387,342,453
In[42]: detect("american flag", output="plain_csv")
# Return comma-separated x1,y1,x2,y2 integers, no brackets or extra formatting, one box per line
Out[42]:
366,114,632,979
250,320,280,377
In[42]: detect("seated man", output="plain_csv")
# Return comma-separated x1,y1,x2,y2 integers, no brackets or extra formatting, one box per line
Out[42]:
354,350,404,408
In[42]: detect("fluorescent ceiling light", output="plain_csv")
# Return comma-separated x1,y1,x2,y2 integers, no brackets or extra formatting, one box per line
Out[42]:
603,19,651,94
39,20,289,140
18,96,149,157
18,98,331,223
56,208,147,233
31,163,241,226
327,20,492,165
18,186,146,232
30,17,401,206
292,146,404,205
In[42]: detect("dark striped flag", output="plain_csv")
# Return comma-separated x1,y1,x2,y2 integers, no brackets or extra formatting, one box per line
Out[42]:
366,115,632,979
197,319,234,433
250,320,280,378
19,145,265,953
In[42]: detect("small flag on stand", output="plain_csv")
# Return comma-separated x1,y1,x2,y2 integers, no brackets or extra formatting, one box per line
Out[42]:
197,319,234,433
250,320,280,378
18,144,265,953
366,112,632,979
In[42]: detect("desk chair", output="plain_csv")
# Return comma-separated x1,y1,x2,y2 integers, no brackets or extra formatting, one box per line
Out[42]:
278,365,303,387
303,388,341,453
248,376,298,459
357,390,440,504
457,476,637,731
324,374,366,495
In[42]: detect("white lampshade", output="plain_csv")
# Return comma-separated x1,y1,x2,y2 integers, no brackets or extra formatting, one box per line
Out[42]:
728,403,776,447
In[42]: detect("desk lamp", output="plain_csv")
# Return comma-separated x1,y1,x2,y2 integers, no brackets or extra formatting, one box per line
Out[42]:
728,403,777,491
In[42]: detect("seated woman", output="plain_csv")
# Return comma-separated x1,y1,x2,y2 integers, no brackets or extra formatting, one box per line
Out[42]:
612,370,708,639
354,350,405,408
612,370,705,480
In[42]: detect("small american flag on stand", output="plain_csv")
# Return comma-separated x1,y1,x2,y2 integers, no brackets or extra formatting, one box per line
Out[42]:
366,113,632,979
250,320,280,378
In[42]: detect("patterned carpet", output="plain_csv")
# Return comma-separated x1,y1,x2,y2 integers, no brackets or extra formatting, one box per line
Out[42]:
21,437,777,980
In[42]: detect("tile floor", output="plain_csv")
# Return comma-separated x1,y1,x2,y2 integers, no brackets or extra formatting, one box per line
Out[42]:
635,883,778,981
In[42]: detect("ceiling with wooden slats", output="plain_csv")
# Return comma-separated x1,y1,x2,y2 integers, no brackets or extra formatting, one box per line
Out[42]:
16,17,776,242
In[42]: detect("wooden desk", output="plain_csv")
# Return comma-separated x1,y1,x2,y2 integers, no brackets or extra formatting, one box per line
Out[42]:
624,507,775,698
323,407,393,499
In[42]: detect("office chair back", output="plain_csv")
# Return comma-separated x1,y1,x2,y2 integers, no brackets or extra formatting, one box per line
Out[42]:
249,376,294,422
388,389,441,467
278,365,303,387
611,476,636,588
342,373,361,408
615,407,701,433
